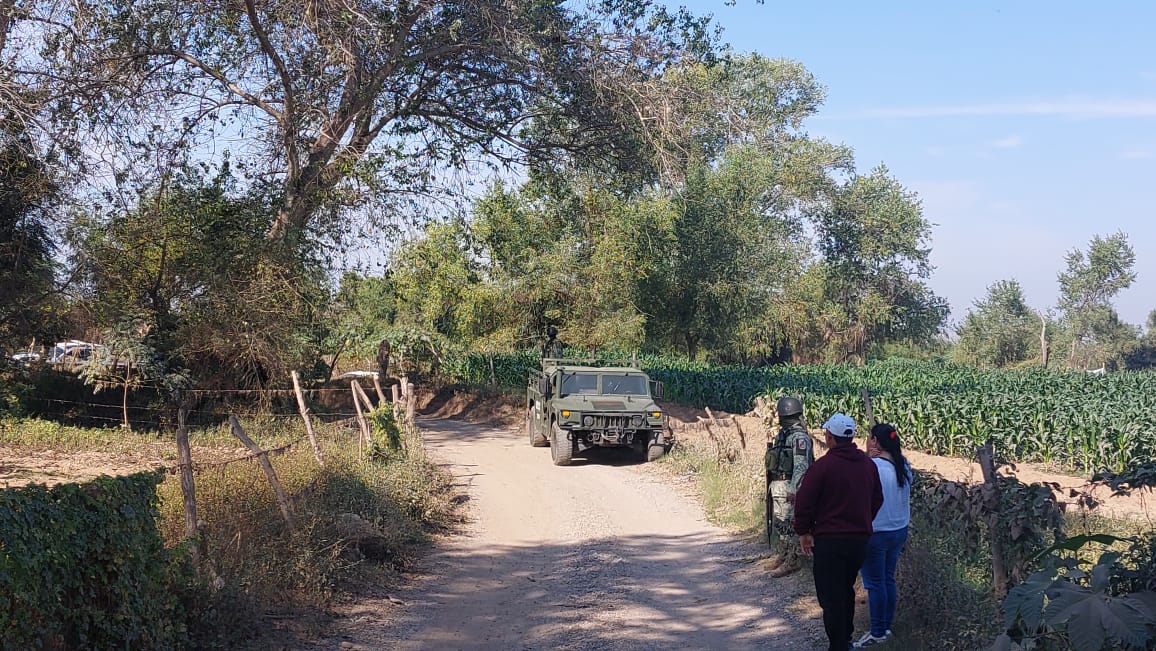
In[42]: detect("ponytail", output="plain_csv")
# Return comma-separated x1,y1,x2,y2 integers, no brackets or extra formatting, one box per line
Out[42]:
870,423,910,488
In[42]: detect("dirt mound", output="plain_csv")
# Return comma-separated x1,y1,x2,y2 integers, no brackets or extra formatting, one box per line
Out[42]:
420,385,522,428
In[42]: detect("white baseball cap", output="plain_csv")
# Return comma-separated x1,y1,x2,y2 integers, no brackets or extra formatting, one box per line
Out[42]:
821,413,856,438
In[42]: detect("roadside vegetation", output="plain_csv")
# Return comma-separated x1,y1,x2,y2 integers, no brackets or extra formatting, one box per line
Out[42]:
0,412,457,648
3,0,1156,648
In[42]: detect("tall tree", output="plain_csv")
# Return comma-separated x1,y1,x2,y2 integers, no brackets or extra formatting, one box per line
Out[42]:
810,165,948,362
952,279,1037,368
26,0,714,245
0,133,59,351
1056,232,1137,368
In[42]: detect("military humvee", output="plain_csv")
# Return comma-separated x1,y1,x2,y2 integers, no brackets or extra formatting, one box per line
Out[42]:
526,358,671,466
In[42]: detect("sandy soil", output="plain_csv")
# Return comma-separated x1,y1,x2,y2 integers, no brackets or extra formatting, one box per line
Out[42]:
310,417,828,651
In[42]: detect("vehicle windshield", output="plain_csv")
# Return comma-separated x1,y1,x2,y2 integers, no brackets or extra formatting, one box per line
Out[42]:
560,373,599,396
601,374,648,396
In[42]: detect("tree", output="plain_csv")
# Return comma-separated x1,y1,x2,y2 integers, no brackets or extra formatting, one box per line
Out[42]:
810,165,948,362
78,320,187,430
952,280,1038,368
76,167,328,388
27,0,715,245
1056,232,1137,369
0,133,60,351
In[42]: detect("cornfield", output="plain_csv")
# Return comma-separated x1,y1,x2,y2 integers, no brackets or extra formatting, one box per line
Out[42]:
447,354,1156,475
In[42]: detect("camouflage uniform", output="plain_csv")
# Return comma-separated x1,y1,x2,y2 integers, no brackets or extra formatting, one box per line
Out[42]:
765,421,813,575
542,337,565,359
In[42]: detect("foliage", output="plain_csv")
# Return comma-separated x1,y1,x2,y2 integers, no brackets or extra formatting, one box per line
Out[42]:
0,471,191,650
448,352,1156,474
809,165,949,362
0,132,61,352
77,319,189,428
153,420,458,614
912,469,1066,585
1057,232,1139,370
368,405,403,458
74,169,328,389
992,536,1156,651
26,0,715,244
954,280,1042,368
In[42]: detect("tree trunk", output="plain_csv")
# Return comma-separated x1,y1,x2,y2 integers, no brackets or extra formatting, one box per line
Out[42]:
1039,313,1049,369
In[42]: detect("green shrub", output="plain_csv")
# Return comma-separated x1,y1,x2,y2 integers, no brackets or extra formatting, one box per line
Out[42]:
0,471,188,650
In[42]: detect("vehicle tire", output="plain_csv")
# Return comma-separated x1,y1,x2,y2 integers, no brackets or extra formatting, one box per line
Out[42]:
550,421,573,466
646,443,666,462
528,406,548,447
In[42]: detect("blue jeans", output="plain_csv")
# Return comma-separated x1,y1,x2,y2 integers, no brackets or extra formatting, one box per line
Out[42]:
860,526,908,637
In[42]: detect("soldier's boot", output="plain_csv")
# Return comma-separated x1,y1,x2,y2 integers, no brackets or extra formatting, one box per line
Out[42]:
768,558,801,577
762,554,785,572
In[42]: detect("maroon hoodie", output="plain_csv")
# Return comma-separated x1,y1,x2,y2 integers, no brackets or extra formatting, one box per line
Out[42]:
793,441,883,539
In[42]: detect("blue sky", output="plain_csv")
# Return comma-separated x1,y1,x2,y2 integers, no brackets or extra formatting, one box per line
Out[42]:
682,0,1156,329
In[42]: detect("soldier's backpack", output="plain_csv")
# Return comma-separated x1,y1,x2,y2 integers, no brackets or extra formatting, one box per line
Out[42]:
765,429,794,477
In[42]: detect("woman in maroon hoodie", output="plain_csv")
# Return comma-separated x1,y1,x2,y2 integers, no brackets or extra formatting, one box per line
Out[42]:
793,413,883,651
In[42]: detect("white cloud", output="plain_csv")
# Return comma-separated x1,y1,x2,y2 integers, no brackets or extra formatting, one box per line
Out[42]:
989,135,1023,149
1121,147,1154,160
819,98,1156,120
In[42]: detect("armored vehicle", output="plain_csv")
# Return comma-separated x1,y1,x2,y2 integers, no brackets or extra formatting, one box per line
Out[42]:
526,358,671,466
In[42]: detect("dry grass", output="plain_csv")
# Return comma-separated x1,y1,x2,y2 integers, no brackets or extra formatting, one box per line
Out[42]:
2,414,459,648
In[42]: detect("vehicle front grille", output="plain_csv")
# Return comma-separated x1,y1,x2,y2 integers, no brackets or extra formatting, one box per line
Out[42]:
589,414,633,429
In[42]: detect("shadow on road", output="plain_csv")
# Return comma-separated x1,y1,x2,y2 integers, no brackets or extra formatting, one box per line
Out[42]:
380,530,820,650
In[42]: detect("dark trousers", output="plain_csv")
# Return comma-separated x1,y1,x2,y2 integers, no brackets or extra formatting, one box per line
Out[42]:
812,536,869,651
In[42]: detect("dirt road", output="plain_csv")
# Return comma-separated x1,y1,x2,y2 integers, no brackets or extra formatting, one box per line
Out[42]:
316,418,824,651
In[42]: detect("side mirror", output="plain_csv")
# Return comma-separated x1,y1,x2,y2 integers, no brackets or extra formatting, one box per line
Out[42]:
652,381,664,400
537,376,550,397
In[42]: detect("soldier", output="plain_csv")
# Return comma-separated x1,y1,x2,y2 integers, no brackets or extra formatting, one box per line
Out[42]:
541,326,565,360
764,395,814,577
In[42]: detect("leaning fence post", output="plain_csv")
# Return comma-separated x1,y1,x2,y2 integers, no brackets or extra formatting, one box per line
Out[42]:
291,371,324,466
228,415,297,533
176,407,199,556
350,381,371,459
372,372,388,405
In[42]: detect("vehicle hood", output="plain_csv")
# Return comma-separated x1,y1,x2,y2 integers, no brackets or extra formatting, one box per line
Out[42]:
551,395,658,413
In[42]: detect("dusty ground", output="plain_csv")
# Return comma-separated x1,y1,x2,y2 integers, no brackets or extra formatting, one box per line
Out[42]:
310,417,828,651
0,443,249,488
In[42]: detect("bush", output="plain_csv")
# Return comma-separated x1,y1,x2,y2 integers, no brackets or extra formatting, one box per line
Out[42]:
0,471,189,650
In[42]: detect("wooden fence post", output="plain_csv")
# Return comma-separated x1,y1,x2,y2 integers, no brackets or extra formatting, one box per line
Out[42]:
977,441,1009,599
350,381,371,459
372,372,388,405
291,371,324,466
175,407,199,556
391,383,401,421
228,415,297,534
405,381,417,439
860,389,876,429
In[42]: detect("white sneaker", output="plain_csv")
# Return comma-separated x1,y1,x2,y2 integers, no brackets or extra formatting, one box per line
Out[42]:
853,631,890,648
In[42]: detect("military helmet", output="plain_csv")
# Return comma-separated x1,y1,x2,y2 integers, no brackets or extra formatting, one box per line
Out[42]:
776,396,803,418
